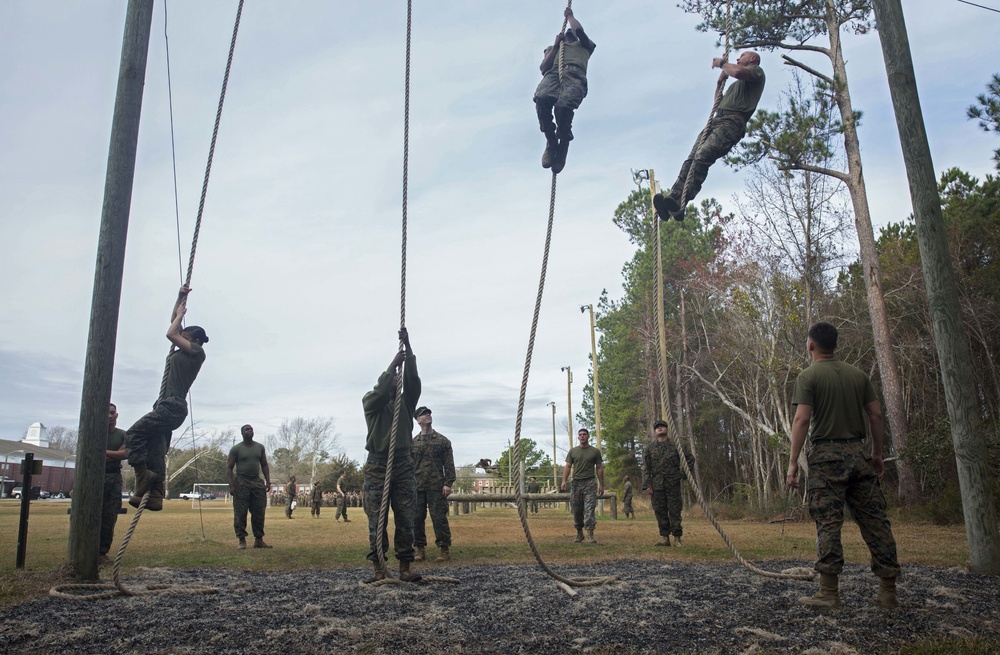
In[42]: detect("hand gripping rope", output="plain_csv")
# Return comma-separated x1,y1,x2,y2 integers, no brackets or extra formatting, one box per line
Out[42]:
51,0,246,600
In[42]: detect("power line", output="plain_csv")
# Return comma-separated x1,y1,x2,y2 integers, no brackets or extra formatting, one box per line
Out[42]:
956,0,1000,14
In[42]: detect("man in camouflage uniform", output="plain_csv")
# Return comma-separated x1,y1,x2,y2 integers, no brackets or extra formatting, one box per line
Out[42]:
99,403,127,563
335,470,351,522
621,475,634,519
561,428,604,544
310,481,323,518
125,286,207,512
787,322,900,611
227,424,272,549
533,7,596,174
654,52,765,221
643,420,693,546
411,407,456,562
527,476,542,513
362,328,421,583
285,475,297,518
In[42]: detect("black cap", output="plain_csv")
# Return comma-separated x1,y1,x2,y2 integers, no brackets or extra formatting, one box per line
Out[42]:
653,419,669,430
415,406,431,417
183,325,209,344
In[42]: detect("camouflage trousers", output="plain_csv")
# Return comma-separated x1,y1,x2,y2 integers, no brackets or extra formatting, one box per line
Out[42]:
533,65,588,140
125,396,188,478
668,113,747,205
529,499,539,513
622,492,633,517
414,488,451,549
311,501,321,517
650,481,683,537
363,454,417,563
570,478,598,531
285,493,295,518
807,440,900,578
100,472,123,555
335,494,348,520
232,475,267,539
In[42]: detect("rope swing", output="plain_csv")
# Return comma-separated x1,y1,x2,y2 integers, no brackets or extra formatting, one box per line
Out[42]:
51,0,246,601
507,0,618,595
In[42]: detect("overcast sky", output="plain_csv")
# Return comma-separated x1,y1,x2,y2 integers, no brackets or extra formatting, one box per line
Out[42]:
1,0,997,471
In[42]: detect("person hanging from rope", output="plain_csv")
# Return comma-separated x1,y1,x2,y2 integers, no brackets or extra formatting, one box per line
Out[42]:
125,286,208,511
533,7,596,175
654,51,765,221
361,328,422,584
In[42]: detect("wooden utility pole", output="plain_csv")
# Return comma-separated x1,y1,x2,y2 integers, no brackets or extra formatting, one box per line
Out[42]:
871,0,1000,574
67,0,155,580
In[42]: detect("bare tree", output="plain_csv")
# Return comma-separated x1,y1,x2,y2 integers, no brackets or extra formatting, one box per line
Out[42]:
46,426,79,454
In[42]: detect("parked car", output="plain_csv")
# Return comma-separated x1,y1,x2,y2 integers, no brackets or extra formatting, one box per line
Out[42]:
179,490,213,500
11,486,41,500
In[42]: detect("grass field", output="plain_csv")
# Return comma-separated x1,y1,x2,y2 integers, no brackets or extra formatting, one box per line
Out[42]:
0,498,972,605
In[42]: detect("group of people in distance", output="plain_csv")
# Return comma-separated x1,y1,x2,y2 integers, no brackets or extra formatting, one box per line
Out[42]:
533,9,766,224
101,8,900,607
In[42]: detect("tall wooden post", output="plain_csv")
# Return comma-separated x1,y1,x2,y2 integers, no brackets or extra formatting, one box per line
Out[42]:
67,0,155,580
871,0,1000,574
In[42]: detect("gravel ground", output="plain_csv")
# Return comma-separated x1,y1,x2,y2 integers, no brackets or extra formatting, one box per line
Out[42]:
1,560,997,654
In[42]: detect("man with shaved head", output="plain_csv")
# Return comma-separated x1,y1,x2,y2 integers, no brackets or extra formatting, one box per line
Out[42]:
655,51,765,220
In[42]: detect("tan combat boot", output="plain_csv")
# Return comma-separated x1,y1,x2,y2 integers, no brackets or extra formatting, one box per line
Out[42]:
399,561,422,583
436,547,450,562
656,536,672,547
574,529,584,543
585,528,597,544
145,480,164,512
129,465,160,508
253,537,272,549
799,573,842,611
414,546,426,562
363,562,385,584
237,537,247,550
673,536,682,547
876,577,899,609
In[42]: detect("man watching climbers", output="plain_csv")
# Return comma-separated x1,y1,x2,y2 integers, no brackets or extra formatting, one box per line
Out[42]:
561,428,604,544
227,424,273,550
412,406,456,563
787,321,900,611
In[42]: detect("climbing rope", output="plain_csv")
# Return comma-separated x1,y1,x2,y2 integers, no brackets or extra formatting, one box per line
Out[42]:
678,0,732,211
651,191,812,583
501,0,616,595
52,1,246,601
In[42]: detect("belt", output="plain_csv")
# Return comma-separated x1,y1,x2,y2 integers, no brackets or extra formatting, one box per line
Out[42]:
716,108,749,120
811,436,865,445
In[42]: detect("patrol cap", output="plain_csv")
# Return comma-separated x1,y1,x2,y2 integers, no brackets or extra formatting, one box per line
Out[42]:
415,406,432,417
653,419,669,430
183,325,210,344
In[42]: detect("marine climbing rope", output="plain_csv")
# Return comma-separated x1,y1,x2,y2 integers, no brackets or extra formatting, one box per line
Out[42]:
51,0,247,600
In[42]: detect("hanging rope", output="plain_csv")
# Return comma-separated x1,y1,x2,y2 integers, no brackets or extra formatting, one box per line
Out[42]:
53,1,246,601
678,0,732,210
504,0,616,594
651,187,812,583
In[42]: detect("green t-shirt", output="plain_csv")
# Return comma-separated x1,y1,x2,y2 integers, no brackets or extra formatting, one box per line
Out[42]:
162,342,206,400
105,427,126,473
792,359,877,442
565,445,603,481
719,64,765,117
229,441,265,478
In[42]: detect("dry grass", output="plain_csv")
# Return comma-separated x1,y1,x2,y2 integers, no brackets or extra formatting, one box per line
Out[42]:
0,499,972,605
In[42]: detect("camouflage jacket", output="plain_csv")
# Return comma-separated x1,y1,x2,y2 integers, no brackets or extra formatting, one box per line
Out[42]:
642,438,693,490
411,429,456,491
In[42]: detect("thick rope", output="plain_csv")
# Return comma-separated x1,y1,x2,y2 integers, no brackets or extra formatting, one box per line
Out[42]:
51,2,247,601
50,492,219,600
679,0,732,210
652,194,812,583
373,0,412,583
